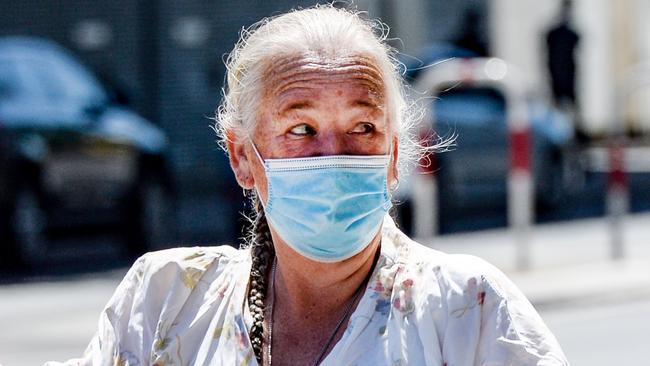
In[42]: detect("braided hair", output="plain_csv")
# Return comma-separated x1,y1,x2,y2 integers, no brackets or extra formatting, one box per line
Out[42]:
246,195,274,363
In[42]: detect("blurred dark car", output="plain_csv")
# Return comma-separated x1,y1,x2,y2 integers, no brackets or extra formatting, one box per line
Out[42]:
0,37,174,266
397,45,576,233
433,87,573,210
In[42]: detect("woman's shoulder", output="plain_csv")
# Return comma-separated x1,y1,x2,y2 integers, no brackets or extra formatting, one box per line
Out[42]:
119,244,250,298
384,221,522,302
106,245,250,333
386,227,568,362
409,242,507,288
139,244,247,269
385,222,502,282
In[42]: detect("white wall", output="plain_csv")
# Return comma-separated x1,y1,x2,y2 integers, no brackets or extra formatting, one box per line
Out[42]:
355,0,433,55
634,0,650,61
489,0,556,93
574,0,615,134
631,0,650,132
360,0,650,135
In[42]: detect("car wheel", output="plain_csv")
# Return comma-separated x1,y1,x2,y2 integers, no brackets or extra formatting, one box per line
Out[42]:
125,177,175,257
10,187,48,266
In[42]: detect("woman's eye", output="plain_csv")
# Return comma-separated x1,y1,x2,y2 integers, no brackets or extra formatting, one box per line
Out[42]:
288,124,316,136
350,122,375,134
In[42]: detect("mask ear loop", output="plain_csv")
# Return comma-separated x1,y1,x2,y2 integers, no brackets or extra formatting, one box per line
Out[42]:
247,136,270,209
248,137,267,168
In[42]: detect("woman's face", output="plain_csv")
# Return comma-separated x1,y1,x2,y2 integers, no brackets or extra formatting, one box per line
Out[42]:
228,53,398,203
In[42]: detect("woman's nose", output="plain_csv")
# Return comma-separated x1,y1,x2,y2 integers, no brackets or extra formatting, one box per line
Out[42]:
317,132,347,156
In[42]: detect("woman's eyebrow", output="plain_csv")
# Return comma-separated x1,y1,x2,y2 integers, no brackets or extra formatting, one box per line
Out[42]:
286,101,312,110
352,99,381,109
276,100,314,115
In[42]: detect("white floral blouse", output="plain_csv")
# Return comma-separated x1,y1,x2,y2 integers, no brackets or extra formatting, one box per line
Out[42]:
45,216,568,366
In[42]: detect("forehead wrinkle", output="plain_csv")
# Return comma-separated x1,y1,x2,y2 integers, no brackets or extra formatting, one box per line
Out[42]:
268,53,382,75
262,54,386,102
273,82,384,117
275,76,384,98
272,68,384,96
271,64,384,84
269,73,386,113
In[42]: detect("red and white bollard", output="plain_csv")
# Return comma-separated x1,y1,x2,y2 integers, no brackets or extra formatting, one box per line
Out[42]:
508,125,534,270
606,139,628,260
412,58,534,269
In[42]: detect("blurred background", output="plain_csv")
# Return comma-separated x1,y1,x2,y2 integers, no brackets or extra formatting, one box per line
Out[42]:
0,0,648,365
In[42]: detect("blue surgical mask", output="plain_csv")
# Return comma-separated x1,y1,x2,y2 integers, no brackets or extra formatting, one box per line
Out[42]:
251,143,393,262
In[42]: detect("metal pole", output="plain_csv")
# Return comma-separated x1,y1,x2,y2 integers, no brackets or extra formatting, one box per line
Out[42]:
509,126,533,270
412,59,534,269
503,65,534,271
606,138,628,259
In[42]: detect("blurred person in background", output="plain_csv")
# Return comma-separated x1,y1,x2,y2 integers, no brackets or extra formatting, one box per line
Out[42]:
46,5,567,366
453,7,489,57
546,0,582,137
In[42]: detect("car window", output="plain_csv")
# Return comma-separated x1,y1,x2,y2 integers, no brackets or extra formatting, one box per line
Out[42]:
0,58,26,99
16,51,107,105
21,58,67,102
52,51,108,104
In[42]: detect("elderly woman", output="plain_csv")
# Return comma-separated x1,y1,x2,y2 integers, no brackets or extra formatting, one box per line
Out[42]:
47,5,567,366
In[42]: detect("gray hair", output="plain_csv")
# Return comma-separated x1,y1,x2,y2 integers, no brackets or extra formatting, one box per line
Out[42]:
214,4,434,177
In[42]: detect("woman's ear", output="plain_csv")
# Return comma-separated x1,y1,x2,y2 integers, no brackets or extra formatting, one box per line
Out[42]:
388,137,399,190
226,129,255,189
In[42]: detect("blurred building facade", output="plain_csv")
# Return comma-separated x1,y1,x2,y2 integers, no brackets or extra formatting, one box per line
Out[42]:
2,0,647,243
490,0,650,136
363,0,650,137
0,0,490,243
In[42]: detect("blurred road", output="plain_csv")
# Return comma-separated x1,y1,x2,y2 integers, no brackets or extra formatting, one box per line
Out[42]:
542,298,650,366
0,270,125,365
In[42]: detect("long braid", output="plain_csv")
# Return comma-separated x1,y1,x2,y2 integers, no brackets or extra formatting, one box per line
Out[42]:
247,195,274,363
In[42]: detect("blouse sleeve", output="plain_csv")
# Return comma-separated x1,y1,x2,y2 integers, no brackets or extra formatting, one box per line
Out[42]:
474,260,569,366
43,253,155,366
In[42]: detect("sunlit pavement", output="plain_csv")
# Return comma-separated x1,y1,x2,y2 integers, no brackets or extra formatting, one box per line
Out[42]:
0,271,126,365
542,298,650,365
1,213,649,365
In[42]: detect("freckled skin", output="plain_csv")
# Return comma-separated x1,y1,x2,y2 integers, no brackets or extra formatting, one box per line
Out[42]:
226,53,400,366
